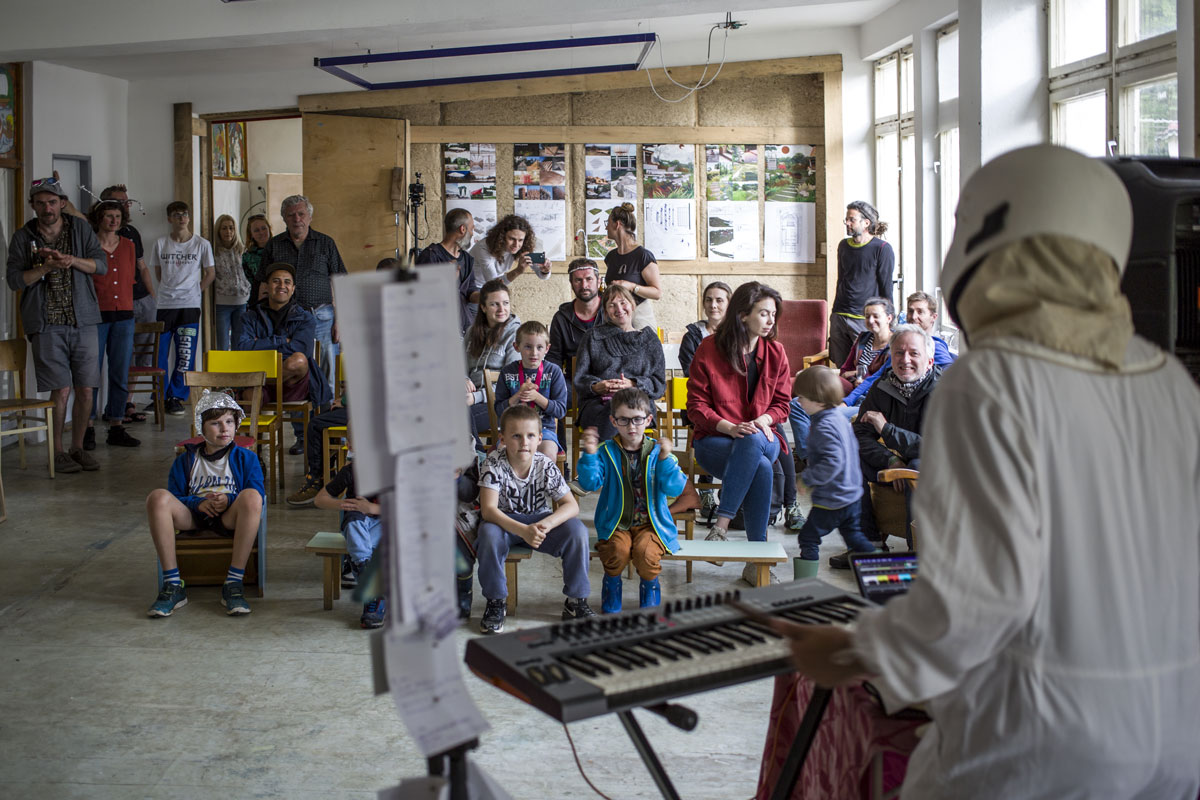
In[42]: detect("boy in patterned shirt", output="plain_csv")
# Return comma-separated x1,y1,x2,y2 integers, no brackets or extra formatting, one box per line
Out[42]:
145,391,265,618
475,404,595,634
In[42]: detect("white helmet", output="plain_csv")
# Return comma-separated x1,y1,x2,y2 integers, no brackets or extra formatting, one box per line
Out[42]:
941,145,1133,316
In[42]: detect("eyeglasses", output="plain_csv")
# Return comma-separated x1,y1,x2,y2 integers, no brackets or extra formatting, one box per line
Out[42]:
613,415,649,427
169,211,190,219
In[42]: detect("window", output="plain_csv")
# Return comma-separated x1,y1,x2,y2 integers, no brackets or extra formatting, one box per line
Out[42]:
873,47,914,306
936,24,960,264
1049,0,1177,156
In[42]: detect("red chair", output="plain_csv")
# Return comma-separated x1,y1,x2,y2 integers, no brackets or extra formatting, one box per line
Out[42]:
776,298,831,371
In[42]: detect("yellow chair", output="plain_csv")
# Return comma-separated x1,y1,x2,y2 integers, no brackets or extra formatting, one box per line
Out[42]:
322,424,349,485
205,350,285,503
657,376,689,449
0,339,56,479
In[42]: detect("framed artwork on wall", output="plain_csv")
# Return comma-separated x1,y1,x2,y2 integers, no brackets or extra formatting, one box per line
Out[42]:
0,63,20,170
211,122,228,179
226,121,246,180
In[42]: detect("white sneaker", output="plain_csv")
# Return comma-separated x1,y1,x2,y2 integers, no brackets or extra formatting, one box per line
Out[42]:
742,563,780,587
704,526,727,566
568,479,589,498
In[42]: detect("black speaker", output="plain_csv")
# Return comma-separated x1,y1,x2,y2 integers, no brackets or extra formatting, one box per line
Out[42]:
1104,156,1200,383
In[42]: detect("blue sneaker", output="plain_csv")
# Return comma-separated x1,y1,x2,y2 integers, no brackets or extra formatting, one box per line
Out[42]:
147,582,187,617
361,596,386,629
639,577,661,609
601,575,622,614
220,581,251,615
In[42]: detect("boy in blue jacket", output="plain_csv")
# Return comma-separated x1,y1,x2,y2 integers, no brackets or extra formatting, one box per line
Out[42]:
493,320,568,458
577,387,687,612
790,367,875,577
146,390,266,617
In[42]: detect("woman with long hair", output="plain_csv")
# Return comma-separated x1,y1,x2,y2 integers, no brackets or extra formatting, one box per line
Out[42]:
686,282,792,580
573,284,665,441
464,279,522,434
84,200,140,448
212,213,249,350
468,214,551,289
604,203,662,330
241,213,272,304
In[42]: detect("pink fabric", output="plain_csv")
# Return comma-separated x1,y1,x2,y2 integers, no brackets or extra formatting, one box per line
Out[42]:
756,675,926,800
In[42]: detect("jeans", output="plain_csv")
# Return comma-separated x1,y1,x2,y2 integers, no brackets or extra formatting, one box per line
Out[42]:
343,517,383,564
311,304,338,387
693,431,781,541
796,504,873,561
215,302,247,351
475,511,590,600
93,318,135,420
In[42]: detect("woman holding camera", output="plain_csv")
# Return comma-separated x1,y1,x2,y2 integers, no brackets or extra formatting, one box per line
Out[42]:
469,214,552,290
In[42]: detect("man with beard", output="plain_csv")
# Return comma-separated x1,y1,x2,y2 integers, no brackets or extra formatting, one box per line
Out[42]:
416,208,477,334
547,258,603,379
5,176,107,474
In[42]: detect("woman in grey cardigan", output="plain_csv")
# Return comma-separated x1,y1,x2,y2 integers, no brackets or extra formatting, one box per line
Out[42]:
574,284,665,440
465,278,521,435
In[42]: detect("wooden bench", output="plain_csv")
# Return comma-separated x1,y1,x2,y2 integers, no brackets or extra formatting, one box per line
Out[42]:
590,536,788,588
305,532,533,613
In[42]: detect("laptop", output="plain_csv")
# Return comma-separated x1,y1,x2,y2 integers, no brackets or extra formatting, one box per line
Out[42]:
849,551,918,605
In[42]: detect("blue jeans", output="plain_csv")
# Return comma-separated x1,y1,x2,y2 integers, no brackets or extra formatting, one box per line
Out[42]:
215,303,247,351
343,517,383,564
693,432,781,541
796,504,873,561
93,318,135,420
475,511,590,600
311,304,338,387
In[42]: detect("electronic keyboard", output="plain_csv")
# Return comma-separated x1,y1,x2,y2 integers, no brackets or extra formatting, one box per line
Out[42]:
464,579,869,723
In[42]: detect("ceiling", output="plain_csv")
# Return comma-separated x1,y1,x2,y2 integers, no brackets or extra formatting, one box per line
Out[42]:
0,0,897,83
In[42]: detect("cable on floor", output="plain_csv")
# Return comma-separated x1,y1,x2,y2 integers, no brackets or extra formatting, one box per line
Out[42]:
563,723,617,800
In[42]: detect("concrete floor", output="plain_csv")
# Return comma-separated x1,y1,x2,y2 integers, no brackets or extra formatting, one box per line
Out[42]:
0,417,860,799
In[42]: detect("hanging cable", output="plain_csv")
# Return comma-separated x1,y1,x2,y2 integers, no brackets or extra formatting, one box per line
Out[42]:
643,22,732,104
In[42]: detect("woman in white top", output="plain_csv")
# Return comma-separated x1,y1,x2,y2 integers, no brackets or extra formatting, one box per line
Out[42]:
212,214,250,350
468,214,552,290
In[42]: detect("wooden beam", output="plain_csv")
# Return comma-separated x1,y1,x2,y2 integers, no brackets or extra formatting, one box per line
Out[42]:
173,102,193,206
657,259,825,276
199,107,301,123
299,54,842,113
191,117,206,137
822,71,844,311
410,125,824,144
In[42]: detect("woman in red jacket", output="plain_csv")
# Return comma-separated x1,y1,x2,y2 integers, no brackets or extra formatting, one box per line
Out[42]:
687,282,791,559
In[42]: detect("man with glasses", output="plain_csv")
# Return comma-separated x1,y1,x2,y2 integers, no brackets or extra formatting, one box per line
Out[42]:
148,201,214,416
829,201,894,366
5,176,107,473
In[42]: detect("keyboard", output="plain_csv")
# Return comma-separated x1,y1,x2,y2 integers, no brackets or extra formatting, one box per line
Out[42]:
464,579,869,723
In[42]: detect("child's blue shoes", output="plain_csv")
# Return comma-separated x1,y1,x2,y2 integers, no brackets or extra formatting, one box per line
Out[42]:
601,574,623,613
639,577,661,609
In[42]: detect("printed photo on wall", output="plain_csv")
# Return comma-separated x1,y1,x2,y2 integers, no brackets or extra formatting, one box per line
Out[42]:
643,144,695,199
0,63,18,169
227,121,247,180
211,123,228,179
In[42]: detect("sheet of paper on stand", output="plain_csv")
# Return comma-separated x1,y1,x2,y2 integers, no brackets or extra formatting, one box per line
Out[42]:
389,444,459,636
331,270,398,496
384,626,490,759
381,270,471,457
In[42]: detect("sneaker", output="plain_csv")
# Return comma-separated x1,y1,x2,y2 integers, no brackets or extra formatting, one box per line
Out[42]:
698,488,718,522
286,475,322,506
567,479,589,498
361,596,386,629
340,555,359,589
220,581,252,615
480,598,506,634
147,582,188,617
289,441,304,455
784,501,806,532
704,525,727,566
69,447,100,471
562,597,597,620
83,425,96,451
742,563,780,586
54,451,82,474
106,425,141,447
165,398,186,416
828,550,851,570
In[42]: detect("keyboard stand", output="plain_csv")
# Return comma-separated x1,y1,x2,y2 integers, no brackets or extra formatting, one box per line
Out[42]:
618,709,683,800
768,686,832,800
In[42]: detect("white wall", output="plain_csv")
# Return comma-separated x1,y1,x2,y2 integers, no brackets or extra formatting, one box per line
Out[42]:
28,61,128,211
246,117,302,232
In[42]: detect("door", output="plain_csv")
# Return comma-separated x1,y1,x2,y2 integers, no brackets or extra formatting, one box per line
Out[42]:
301,113,409,272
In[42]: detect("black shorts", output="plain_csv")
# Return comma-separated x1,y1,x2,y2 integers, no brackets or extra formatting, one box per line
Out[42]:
186,510,233,536
157,307,201,331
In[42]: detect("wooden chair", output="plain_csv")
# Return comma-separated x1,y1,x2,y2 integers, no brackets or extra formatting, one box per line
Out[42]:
128,321,166,430
177,371,265,449
205,350,285,503
871,467,920,550
777,298,832,369
322,424,349,485
0,339,56,479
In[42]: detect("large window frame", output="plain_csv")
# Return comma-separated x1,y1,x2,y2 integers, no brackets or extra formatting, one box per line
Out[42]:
1049,0,1178,156
873,46,914,307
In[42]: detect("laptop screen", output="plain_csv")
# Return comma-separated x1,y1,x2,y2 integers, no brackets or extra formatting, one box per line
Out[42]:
850,551,918,605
